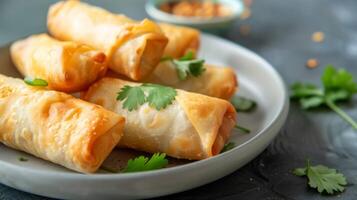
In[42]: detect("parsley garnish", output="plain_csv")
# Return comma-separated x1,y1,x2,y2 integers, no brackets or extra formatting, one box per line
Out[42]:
231,96,256,112
123,153,169,173
117,83,177,111
18,157,28,162
24,77,48,86
161,51,206,80
235,124,251,133
291,65,357,129
293,159,347,195
221,142,236,153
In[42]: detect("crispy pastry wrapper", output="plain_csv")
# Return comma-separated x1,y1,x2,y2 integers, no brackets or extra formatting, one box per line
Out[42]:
0,74,125,173
47,0,168,80
159,23,200,58
144,62,237,100
82,78,237,160
10,34,107,93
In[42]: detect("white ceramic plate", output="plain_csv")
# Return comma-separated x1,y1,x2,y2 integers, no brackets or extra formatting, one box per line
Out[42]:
0,33,289,200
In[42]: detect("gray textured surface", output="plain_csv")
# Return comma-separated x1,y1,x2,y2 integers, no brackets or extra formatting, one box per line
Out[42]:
0,0,357,199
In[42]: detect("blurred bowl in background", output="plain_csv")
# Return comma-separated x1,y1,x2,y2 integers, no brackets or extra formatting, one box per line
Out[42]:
146,0,244,34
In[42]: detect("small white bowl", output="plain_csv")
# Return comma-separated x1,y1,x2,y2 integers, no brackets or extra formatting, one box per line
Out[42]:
146,0,244,33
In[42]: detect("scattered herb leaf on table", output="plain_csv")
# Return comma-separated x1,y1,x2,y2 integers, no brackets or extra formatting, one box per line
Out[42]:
291,65,357,129
293,159,347,195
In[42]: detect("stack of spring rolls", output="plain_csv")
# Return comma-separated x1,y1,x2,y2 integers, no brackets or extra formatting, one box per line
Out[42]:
1,0,238,173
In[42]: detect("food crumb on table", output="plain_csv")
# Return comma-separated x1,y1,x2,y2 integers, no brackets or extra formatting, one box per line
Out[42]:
239,25,251,36
306,58,319,69
311,31,325,43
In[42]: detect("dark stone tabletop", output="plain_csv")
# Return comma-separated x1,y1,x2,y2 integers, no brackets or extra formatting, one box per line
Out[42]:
0,0,356,199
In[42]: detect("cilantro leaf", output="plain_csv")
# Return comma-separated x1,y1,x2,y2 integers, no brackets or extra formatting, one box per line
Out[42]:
322,65,357,96
18,157,28,162
141,84,177,110
300,96,324,109
116,85,146,111
117,84,177,111
123,156,148,172
123,153,168,173
293,167,307,176
230,96,256,112
221,142,236,153
160,51,206,80
100,166,119,173
178,51,195,61
160,56,172,62
293,160,347,195
308,165,347,194
234,125,250,133
142,153,168,170
24,77,48,86
290,83,323,98
173,59,205,80
291,65,357,129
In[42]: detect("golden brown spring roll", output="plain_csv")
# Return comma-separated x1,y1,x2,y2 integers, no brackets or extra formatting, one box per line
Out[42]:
82,78,236,160
47,0,168,81
10,34,107,93
159,23,200,58
144,62,237,100
0,74,125,173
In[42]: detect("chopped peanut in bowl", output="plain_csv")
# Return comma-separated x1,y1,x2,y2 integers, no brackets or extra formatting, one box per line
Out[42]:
159,0,233,18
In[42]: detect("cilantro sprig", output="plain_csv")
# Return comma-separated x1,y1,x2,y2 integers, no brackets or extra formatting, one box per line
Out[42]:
24,77,48,86
18,157,28,162
231,96,257,112
293,160,347,195
123,153,168,173
117,83,177,111
221,142,236,153
291,65,357,129
161,51,206,80
235,124,251,133
100,166,119,173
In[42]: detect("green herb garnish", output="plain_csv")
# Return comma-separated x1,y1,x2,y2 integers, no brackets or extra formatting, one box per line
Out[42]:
235,124,251,133
178,51,195,60
293,159,347,195
160,56,172,62
18,157,28,162
291,65,357,129
24,77,48,86
123,153,169,173
221,142,236,153
231,96,256,112
117,83,177,111
100,166,119,173
161,51,206,80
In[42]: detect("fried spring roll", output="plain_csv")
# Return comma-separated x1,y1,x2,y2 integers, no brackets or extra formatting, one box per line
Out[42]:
159,23,200,58
47,0,168,81
144,62,237,99
82,78,236,160
0,74,125,173
10,34,107,93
